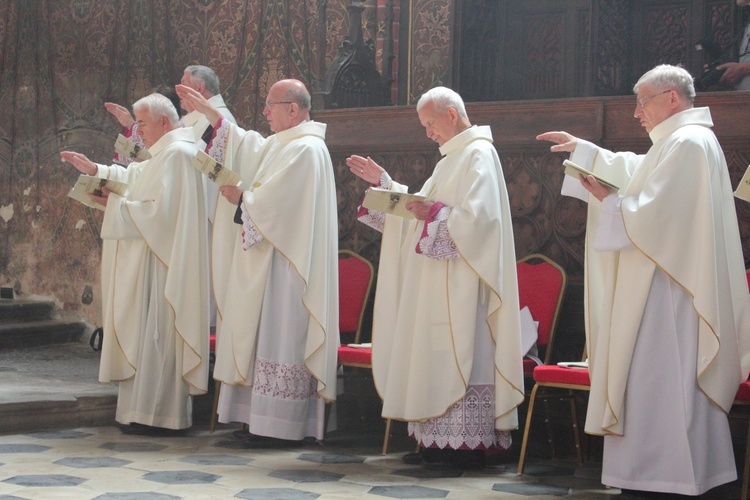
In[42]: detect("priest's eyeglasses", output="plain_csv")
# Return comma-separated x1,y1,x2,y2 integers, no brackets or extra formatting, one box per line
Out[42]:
265,100,294,107
636,89,672,109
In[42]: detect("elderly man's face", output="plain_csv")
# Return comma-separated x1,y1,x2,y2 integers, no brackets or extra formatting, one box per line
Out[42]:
633,84,676,133
417,100,458,147
135,108,166,148
263,84,295,134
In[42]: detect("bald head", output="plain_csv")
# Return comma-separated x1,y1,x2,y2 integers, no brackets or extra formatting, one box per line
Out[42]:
263,79,312,133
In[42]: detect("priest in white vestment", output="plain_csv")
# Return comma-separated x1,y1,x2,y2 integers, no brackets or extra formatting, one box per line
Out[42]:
176,79,339,444
347,87,524,469
539,64,750,496
61,93,209,434
178,65,236,336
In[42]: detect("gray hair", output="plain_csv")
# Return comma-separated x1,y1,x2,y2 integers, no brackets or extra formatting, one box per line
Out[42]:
284,85,311,111
634,64,695,103
416,87,468,118
184,65,221,96
132,93,179,125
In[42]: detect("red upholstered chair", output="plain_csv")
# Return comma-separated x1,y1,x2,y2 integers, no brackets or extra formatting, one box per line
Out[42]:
337,250,374,345
733,378,750,500
731,270,750,500
336,251,404,453
517,354,590,474
517,254,567,376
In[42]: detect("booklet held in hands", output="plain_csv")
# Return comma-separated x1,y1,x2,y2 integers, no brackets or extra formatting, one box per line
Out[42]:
734,165,750,203
563,159,619,191
362,188,426,219
192,150,242,187
67,175,128,211
114,134,151,163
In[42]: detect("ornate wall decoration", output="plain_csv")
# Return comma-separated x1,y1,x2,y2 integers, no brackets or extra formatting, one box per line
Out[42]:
641,4,689,72
408,0,452,103
594,0,630,95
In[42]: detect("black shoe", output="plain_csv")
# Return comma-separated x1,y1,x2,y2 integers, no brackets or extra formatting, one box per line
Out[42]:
232,429,251,439
421,448,454,470
119,423,188,437
240,435,302,449
401,452,422,465
448,450,486,470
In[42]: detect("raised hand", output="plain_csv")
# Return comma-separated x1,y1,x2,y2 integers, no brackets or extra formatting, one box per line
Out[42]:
104,102,135,128
346,155,386,185
536,131,579,153
60,151,97,176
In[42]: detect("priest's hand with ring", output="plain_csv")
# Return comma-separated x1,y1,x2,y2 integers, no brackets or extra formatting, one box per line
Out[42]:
346,155,385,185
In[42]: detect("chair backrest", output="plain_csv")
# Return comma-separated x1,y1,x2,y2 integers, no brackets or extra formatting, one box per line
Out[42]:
516,253,567,364
338,250,374,344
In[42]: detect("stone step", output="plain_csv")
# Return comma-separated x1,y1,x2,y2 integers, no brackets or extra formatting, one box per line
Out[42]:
0,299,56,323
0,320,87,349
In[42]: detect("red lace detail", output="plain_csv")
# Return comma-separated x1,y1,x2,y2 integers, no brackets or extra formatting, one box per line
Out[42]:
408,384,511,450
252,357,319,401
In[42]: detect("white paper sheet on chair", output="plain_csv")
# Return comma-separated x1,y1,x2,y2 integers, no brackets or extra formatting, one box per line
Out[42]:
347,343,372,349
520,306,541,364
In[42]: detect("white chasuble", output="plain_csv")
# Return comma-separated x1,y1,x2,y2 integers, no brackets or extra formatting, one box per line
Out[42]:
372,126,524,433
568,107,750,494
98,127,209,429
210,120,339,440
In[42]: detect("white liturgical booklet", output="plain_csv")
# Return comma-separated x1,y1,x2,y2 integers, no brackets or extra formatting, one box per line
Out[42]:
563,159,619,192
557,360,589,369
114,134,151,163
734,165,750,203
362,188,426,219
67,175,128,211
192,150,242,187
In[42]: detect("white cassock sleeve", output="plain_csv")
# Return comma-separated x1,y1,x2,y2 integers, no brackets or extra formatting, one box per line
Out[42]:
594,194,633,251
100,193,143,240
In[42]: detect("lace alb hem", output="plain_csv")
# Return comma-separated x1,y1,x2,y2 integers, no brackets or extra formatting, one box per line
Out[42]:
407,384,511,450
241,205,264,250
357,209,385,232
418,206,458,259
252,357,319,401
207,119,230,164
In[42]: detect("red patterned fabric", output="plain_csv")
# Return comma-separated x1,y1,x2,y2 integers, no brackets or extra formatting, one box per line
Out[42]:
533,365,591,386
516,259,564,348
736,379,750,401
338,254,372,334
746,270,750,292
337,346,372,366
209,333,216,352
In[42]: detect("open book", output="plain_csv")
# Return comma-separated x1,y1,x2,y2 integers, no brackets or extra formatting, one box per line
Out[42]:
362,188,426,219
114,134,151,162
67,175,128,211
192,150,242,187
734,165,750,202
563,159,619,191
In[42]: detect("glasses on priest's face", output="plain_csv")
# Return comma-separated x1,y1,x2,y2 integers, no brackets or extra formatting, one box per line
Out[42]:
635,89,672,109
265,100,293,108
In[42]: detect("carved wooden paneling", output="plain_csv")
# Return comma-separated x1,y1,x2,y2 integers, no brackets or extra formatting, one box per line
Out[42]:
593,0,631,95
